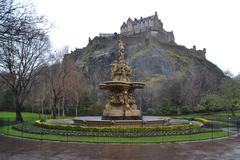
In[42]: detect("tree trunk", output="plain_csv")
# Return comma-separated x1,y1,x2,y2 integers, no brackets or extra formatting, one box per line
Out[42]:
57,103,60,118
62,107,65,117
51,109,53,118
75,106,78,117
52,105,57,119
41,105,44,115
15,101,23,122
76,95,79,117
231,107,235,117
41,100,44,115
177,106,181,115
52,98,57,119
62,97,65,117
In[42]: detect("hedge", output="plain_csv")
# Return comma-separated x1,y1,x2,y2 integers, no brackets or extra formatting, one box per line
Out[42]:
174,117,209,124
35,120,201,133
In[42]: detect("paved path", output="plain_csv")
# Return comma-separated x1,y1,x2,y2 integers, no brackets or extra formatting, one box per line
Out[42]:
1,135,240,160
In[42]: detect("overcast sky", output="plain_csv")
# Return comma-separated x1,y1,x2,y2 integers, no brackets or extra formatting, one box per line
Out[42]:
35,0,240,76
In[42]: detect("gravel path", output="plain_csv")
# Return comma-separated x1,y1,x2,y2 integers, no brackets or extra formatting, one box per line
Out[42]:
1,135,240,160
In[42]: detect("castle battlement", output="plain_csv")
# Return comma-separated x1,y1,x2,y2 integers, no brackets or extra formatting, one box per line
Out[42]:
190,45,206,58
120,12,175,43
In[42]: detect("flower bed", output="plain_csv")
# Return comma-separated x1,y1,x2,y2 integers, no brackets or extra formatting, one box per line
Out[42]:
35,120,202,133
10,121,218,138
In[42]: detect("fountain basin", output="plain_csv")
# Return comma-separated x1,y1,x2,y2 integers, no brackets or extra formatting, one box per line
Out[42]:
45,116,203,129
72,116,170,127
99,81,145,90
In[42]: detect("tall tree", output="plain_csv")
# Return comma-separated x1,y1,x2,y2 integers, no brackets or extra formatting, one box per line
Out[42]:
46,47,68,118
0,0,51,122
63,56,85,116
220,78,240,116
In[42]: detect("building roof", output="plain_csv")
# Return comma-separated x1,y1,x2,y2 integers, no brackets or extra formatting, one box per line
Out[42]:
121,12,159,28
132,15,156,25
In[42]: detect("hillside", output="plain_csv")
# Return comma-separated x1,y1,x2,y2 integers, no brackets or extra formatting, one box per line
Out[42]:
67,31,225,114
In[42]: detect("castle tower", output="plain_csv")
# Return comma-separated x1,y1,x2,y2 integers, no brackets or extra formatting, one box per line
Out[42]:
120,12,174,43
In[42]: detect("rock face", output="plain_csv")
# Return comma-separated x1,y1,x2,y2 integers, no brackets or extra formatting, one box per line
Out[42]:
68,31,225,113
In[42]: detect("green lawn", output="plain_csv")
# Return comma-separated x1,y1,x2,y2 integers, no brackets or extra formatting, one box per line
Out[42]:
0,111,235,143
201,111,240,122
1,110,239,123
0,125,231,143
173,110,240,123
0,112,50,122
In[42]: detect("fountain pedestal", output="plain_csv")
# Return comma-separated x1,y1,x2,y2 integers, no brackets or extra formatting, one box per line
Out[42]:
100,81,144,120
99,39,145,120
72,39,171,127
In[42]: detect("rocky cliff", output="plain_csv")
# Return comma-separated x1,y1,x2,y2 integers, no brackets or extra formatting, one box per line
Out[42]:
67,31,225,114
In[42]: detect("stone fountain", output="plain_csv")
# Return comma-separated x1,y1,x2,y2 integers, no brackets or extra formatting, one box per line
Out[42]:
72,39,170,127
99,39,144,120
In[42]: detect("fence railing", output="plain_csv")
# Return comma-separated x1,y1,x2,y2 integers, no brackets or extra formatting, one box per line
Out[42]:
0,119,239,143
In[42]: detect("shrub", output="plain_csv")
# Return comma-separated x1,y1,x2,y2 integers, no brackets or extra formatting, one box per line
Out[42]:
35,120,201,133
174,117,209,124
181,106,192,114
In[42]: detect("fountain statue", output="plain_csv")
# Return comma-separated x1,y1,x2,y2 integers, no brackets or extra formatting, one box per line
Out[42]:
99,39,145,120
72,39,170,127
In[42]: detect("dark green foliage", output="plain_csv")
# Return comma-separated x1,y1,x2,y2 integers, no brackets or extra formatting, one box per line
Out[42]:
34,120,201,133
81,91,97,111
0,89,14,111
220,78,240,116
71,33,225,112
200,78,240,115
200,94,222,114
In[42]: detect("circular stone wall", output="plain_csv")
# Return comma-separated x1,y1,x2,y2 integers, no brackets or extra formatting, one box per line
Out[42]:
45,116,202,128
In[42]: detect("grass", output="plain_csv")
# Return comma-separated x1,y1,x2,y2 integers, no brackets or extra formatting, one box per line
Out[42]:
2,110,239,124
0,112,74,123
0,125,231,143
146,74,166,87
173,110,240,123
130,44,148,61
0,112,49,122
202,111,240,122
0,111,235,143
164,50,191,65
163,50,192,79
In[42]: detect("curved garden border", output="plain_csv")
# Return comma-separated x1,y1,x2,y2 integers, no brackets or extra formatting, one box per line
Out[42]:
9,120,216,138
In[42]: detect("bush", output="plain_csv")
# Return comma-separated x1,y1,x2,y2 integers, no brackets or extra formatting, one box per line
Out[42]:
12,122,209,138
35,120,201,133
181,106,192,114
174,117,209,124
146,108,155,115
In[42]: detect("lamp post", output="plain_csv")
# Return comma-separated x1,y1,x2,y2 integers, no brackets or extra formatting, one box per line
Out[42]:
237,119,240,136
21,122,23,138
40,122,43,141
7,118,10,136
189,122,192,143
228,116,231,136
161,123,164,143
211,121,214,143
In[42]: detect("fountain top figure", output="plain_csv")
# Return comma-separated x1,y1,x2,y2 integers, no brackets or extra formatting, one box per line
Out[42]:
73,39,170,126
118,39,125,57
110,39,132,82
99,39,145,120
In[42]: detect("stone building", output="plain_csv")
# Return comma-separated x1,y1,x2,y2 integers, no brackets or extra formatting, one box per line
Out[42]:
120,12,175,43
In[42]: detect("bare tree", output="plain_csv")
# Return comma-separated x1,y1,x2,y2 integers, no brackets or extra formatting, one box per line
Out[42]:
45,49,85,118
0,0,50,42
30,70,49,116
63,56,85,116
0,0,51,122
46,47,68,118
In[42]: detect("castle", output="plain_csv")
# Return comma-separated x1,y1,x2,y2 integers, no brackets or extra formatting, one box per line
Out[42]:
97,12,206,58
120,12,175,43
